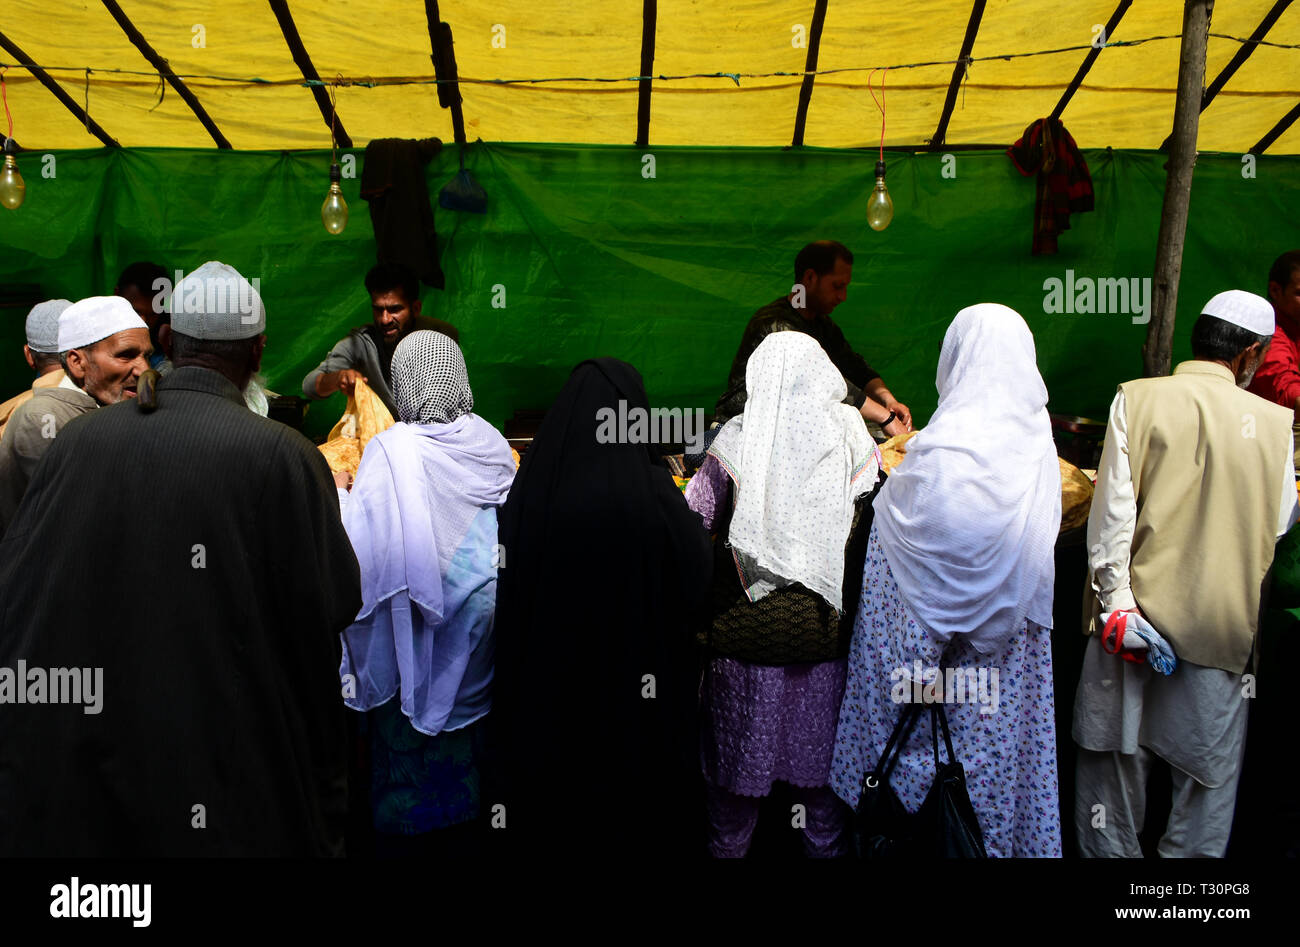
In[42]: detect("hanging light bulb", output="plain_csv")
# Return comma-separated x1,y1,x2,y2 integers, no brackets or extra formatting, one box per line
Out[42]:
865,67,893,231
321,162,347,234
0,68,23,210
866,160,892,231
0,145,24,211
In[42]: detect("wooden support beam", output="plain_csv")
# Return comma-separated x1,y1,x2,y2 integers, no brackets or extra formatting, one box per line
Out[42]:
0,29,119,147
268,0,352,148
425,0,466,145
1251,99,1300,154
1161,0,1290,149
636,0,658,147
101,0,230,148
1051,0,1133,121
931,0,986,147
791,0,829,147
1143,0,1214,378
1205,0,1290,109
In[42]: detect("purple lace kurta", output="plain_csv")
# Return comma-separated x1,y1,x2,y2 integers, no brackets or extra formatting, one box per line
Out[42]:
687,455,849,798
701,657,847,797
830,525,1063,858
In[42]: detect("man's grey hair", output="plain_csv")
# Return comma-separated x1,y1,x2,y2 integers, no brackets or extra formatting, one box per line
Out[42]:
57,343,96,387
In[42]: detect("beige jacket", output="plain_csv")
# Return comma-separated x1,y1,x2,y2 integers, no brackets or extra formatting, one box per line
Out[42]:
0,369,67,444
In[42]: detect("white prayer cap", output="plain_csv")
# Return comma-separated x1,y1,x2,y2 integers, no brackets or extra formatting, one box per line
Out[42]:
57,296,149,352
169,261,266,340
1202,290,1274,336
25,299,72,353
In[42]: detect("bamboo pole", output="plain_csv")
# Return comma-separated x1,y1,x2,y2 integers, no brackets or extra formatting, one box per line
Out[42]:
791,0,828,147
1143,0,1214,377
636,0,657,148
102,0,230,148
268,0,351,147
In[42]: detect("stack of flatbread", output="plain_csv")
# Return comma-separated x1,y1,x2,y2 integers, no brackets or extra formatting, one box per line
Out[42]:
1058,457,1094,531
318,377,396,477
876,428,1094,532
878,430,918,472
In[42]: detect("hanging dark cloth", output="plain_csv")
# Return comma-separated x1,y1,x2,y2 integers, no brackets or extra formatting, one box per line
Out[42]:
361,137,446,288
485,358,712,857
1007,118,1094,255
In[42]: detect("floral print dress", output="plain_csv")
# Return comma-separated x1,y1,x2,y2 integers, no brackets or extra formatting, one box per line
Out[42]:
829,524,1062,857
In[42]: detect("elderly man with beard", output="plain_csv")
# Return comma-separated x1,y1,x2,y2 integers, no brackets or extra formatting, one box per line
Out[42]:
0,295,150,534
1074,290,1299,858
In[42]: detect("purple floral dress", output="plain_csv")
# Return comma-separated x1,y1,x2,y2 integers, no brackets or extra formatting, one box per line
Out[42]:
829,524,1062,857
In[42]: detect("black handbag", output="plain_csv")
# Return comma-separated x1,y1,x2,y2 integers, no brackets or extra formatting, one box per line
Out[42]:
915,702,988,858
854,700,988,859
853,701,922,857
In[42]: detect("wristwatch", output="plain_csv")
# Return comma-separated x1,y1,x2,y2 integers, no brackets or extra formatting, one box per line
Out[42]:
880,410,898,427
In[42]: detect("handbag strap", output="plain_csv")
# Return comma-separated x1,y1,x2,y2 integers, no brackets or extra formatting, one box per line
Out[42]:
861,700,922,801
928,646,962,769
929,701,959,768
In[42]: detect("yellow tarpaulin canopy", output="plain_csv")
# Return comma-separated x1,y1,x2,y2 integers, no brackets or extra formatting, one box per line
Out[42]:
2,0,1298,153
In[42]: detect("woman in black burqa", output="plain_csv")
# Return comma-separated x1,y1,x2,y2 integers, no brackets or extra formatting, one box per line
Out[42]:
486,358,712,857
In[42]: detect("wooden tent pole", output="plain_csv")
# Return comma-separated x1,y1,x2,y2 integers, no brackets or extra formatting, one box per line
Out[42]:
0,29,119,147
1051,0,1132,121
791,0,828,147
1202,0,1289,109
931,0,986,147
424,0,466,145
1159,0,1291,149
268,0,352,148
101,0,231,149
1143,0,1214,378
1251,100,1300,155
636,0,657,148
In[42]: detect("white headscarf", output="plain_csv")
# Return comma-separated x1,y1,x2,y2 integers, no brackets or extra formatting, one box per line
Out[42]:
708,332,881,611
391,330,473,424
873,303,1060,653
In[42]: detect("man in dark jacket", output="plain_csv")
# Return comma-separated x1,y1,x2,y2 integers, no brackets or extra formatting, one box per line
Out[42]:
0,262,361,856
714,240,910,435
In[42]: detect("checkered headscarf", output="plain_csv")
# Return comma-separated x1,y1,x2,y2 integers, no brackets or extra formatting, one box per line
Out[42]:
390,329,474,424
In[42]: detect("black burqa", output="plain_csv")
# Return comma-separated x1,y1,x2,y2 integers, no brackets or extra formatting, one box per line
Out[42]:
487,359,712,857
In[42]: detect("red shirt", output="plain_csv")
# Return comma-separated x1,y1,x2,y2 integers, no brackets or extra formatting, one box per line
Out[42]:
1248,309,1300,410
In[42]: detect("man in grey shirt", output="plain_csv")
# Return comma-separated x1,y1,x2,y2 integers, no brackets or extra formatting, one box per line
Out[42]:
302,262,458,418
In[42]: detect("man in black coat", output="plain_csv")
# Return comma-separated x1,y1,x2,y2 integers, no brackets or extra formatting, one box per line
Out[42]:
0,261,361,856
713,240,912,433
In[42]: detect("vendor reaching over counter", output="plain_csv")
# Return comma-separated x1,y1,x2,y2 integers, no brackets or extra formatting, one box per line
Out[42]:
713,240,910,437
302,262,459,420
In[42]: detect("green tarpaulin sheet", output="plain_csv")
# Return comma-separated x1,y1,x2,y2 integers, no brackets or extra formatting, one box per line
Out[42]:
1,144,1295,442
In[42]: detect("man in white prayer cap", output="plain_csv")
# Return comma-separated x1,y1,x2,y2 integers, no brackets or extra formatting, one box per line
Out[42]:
0,295,150,533
0,261,361,856
0,298,72,441
1073,289,1299,858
